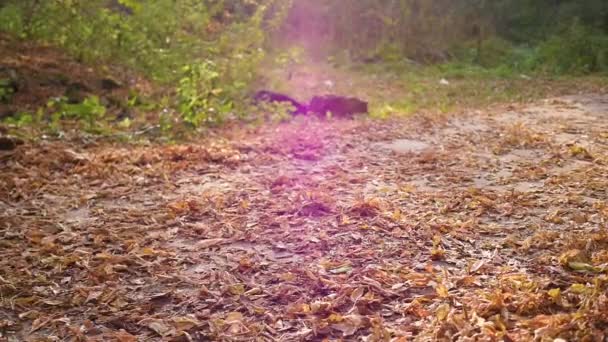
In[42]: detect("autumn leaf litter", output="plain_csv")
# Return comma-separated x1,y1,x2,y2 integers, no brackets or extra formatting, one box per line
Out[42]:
1,94,608,341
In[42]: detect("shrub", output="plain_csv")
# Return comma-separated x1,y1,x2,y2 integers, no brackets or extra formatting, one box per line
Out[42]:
49,96,107,132
0,0,291,129
533,20,608,74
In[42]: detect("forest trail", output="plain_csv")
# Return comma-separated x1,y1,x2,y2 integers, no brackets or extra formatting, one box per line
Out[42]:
2,94,608,340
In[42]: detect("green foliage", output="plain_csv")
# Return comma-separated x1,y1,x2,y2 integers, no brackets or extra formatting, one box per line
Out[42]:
2,110,41,127
0,0,286,124
0,0,219,79
0,3,23,36
1,0,607,133
280,0,608,76
177,60,225,127
0,79,15,103
533,20,608,74
48,96,107,132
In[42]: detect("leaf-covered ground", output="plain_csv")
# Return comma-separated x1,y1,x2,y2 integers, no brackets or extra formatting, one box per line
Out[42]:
2,94,608,341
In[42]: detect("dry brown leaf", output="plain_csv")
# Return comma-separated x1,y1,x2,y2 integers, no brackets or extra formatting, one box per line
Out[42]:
141,319,175,337
225,312,243,324
350,287,366,302
114,330,137,342
172,316,201,331
332,314,366,336
197,238,229,248
470,259,486,274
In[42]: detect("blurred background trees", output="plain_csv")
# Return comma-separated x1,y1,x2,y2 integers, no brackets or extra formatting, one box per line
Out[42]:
2,0,606,76
279,0,608,73
0,0,606,127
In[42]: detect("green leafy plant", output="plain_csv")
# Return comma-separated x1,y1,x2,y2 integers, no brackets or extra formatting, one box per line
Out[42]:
0,79,15,103
159,110,175,137
48,96,107,132
3,111,31,127
177,60,226,127
533,20,608,74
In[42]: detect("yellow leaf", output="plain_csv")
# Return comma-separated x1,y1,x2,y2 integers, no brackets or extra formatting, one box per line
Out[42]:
328,313,343,323
547,288,561,300
140,247,157,256
436,303,450,321
301,304,311,313
431,248,445,260
228,284,245,295
559,249,589,266
432,235,442,247
568,283,590,294
569,145,592,159
118,117,132,129
392,208,402,221
436,284,449,298
568,261,600,273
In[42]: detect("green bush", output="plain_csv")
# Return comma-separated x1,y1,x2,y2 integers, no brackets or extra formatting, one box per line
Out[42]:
49,96,107,132
0,0,291,129
0,3,23,36
177,60,225,126
533,20,608,74
0,79,15,103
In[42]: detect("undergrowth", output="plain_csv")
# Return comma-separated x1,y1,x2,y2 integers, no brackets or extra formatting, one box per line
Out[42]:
0,1,606,135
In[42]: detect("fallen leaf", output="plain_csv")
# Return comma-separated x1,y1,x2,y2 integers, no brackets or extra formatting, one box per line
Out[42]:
567,261,601,273
547,288,561,301
436,303,450,321
330,265,353,274
225,312,243,324
332,314,365,336
350,287,365,302
114,330,137,342
141,319,174,337
470,259,486,274
436,284,449,298
197,238,229,248
172,315,201,331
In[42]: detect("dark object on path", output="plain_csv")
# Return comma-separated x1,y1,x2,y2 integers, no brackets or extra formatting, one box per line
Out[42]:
254,90,307,115
100,78,122,91
308,95,368,118
0,136,24,151
65,82,91,104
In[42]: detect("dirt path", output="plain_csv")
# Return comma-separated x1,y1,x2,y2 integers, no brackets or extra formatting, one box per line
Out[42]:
1,95,608,341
